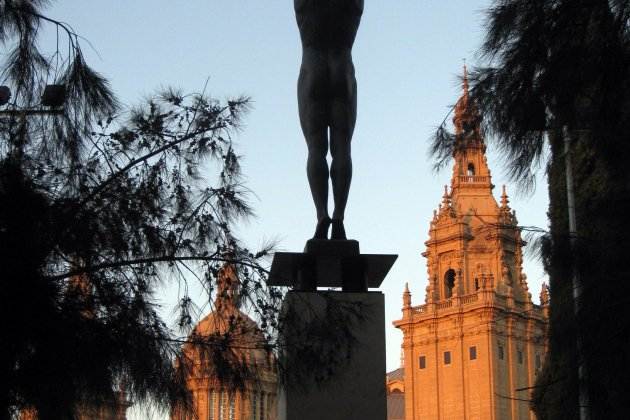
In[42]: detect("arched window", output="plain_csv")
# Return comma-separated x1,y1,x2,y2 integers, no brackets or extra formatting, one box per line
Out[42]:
444,269,456,298
467,163,475,176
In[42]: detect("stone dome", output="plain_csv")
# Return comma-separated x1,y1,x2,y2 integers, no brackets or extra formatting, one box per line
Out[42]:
172,264,278,420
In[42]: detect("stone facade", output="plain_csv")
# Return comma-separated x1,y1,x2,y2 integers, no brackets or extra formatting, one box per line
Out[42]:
393,69,548,420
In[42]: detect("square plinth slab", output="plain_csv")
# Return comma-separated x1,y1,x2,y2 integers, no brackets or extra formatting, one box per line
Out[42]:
267,240,397,291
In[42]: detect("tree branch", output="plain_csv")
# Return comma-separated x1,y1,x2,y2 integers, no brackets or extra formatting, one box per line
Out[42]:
46,252,270,282
77,116,227,209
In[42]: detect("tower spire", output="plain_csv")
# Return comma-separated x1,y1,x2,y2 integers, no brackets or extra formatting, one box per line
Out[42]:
452,64,478,139
501,185,510,208
441,185,450,207
402,282,411,308
450,64,492,202
462,63,469,101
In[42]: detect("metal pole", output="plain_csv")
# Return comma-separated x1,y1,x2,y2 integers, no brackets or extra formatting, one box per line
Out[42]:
563,125,589,420
0,109,64,116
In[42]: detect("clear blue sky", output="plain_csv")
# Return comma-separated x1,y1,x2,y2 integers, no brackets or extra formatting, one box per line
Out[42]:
42,1,549,417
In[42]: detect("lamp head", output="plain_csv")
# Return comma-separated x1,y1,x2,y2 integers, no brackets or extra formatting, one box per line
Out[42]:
41,84,66,107
0,86,11,106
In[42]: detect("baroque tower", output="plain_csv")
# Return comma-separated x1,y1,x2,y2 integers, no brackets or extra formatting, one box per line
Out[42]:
393,68,548,420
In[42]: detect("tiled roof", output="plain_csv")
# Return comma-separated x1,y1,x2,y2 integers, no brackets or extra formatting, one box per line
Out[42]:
387,367,404,381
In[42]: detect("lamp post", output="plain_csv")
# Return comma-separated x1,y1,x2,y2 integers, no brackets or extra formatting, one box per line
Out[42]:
0,85,66,160
562,125,590,420
0,85,10,106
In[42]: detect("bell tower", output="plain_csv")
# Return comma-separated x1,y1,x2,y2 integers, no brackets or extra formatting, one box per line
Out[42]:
394,67,548,420
449,66,493,209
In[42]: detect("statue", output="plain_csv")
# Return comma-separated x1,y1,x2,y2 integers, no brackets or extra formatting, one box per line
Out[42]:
295,0,364,240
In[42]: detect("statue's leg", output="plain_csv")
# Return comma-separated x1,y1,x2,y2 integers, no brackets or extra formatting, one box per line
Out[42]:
329,57,357,240
298,60,331,239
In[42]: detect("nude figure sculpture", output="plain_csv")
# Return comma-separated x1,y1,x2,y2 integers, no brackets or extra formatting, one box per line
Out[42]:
295,0,364,240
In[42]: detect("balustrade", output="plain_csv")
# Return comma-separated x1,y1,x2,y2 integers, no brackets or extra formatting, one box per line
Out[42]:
412,304,427,314
458,175,488,183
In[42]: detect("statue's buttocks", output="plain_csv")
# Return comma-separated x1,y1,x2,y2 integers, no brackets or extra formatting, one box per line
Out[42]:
295,0,364,240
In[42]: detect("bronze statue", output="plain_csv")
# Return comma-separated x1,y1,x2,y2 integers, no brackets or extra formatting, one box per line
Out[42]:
295,0,364,240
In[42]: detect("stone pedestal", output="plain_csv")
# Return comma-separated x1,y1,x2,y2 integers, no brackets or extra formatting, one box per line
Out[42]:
277,291,386,420
269,240,396,420
268,240,396,292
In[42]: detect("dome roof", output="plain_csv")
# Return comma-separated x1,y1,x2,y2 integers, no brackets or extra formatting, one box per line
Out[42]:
190,264,263,342
180,264,273,374
193,305,260,337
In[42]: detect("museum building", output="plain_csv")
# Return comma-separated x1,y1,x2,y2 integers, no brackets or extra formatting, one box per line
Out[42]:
390,69,549,420
171,264,278,420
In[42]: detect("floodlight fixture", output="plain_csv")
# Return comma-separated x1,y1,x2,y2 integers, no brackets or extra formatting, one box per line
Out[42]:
41,84,66,107
0,86,10,106
0,84,65,116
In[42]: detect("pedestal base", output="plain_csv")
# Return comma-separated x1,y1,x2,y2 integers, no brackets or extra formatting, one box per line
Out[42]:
268,240,397,292
277,291,386,420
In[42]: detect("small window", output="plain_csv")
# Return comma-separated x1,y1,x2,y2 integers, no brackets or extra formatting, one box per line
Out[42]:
419,355,426,369
467,163,475,176
469,346,477,360
251,392,257,420
259,392,265,420
474,278,479,290
219,390,226,419
444,351,451,365
210,390,217,420
498,345,504,360
518,350,523,365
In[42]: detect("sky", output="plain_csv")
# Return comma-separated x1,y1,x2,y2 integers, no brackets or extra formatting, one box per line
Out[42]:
40,1,549,417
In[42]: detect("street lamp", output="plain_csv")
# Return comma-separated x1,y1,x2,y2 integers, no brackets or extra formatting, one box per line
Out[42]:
0,84,65,114
41,84,66,108
0,85,10,106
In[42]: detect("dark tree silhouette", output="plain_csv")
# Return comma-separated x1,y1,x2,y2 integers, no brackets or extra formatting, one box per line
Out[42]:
0,2,279,418
431,1,630,418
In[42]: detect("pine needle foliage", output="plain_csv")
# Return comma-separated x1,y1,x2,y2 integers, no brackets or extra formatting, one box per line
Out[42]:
0,2,279,418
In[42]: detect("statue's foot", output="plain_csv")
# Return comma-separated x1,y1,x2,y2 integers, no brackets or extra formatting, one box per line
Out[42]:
331,219,347,240
313,216,331,239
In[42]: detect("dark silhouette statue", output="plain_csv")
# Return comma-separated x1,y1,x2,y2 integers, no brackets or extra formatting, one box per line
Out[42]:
295,0,364,240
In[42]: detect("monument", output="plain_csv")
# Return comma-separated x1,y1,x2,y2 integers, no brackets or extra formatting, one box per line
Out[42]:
268,2,396,419
295,0,362,240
